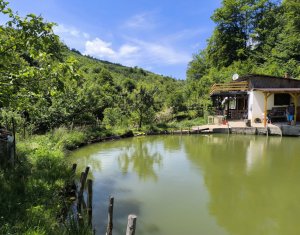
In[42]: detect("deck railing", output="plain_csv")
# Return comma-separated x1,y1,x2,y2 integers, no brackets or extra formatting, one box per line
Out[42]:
210,81,249,95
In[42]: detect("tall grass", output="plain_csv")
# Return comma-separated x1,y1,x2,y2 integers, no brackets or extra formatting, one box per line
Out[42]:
0,128,79,234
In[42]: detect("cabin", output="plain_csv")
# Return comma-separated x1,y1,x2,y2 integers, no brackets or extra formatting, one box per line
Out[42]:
210,74,300,127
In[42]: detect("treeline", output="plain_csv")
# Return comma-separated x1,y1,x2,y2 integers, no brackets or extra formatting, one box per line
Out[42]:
187,0,300,106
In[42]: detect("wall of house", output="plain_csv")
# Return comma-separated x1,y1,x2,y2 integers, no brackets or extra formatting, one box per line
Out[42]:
248,91,274,122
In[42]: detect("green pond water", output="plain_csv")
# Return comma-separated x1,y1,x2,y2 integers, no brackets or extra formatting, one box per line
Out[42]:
69,134,300,235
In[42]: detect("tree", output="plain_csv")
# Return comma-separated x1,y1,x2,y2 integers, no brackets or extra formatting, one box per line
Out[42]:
186,50,209,81
131,86,156,129
271,0,300,77
250,0,281,63
207,0,253,68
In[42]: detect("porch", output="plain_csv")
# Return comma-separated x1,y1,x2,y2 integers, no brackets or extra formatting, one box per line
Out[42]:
210,81,249,120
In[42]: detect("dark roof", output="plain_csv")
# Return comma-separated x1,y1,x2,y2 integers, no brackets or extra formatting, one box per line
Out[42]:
236,74,300,89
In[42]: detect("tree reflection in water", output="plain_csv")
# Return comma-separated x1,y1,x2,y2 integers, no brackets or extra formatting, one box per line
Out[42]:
118,138,162,181
183,135,300,235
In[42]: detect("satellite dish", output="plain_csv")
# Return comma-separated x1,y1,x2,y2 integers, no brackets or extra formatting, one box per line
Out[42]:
232,73,239,80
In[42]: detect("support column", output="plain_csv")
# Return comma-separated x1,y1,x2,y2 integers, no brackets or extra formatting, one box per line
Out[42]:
263,92,272,127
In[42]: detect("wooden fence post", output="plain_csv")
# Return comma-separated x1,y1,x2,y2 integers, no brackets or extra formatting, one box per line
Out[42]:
71,163,77,175
126,214,137,235
106,196,114,235
77,172,85,216
79,166,90,198
87,179,93,226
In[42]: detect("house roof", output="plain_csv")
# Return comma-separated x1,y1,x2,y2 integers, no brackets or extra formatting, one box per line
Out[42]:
236,74,300,89
210,74,300,96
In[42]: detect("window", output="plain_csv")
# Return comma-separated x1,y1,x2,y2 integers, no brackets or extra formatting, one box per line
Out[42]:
274,93,290,106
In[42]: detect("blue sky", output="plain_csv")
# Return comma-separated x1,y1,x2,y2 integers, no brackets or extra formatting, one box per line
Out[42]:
3,0,222,79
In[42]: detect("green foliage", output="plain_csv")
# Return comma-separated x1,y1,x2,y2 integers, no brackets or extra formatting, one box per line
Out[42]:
187,0,300,111
130,86,156,128
0,137,71,234
51,127,87,150
102,107,123,128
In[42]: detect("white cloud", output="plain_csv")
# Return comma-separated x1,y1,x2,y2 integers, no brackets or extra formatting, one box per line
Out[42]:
83,33,90,39
83,36,191,68
84,38,116,58
124,12,156,30
140,41,191,65
119,44,140,57
54,24,81,37
53,24,91,50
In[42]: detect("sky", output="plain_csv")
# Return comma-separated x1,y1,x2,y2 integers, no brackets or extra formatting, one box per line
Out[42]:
2,0,222,79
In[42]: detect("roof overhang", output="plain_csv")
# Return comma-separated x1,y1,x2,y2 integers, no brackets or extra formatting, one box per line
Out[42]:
254,88,300,94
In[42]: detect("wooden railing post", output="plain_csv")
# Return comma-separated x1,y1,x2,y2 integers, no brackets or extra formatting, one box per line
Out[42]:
126,214,137,235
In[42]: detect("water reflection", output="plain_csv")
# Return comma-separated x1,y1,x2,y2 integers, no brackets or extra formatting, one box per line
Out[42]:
67,145,102,179
118,137,162,181
183,135,300,235
69,135,300,235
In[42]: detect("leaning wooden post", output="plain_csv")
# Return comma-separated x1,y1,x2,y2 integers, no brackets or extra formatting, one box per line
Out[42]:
126,214,137,235
79,166,90,198
106,196,114,235
71,163,77,175
84,166,90,178
77,172,85,214
87,179,93,226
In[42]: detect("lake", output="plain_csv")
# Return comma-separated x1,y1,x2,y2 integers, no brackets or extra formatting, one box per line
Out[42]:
69,134,300,235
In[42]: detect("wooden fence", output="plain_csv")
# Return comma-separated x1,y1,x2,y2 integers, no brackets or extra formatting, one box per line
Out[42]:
70,164,137,235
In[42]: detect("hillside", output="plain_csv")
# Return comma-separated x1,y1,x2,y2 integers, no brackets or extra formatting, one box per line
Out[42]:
0,4,187,133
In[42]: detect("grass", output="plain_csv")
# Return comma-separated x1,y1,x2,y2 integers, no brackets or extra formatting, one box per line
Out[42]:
167,117,206,129
0,128,86,234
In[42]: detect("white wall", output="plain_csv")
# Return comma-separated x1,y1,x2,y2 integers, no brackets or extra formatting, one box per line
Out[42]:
248,91,274,122
247,91,300,122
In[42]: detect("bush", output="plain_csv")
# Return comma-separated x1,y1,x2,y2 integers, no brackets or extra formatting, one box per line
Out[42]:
102,107,123,129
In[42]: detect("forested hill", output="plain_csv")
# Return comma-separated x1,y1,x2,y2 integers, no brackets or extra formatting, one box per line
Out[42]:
66,48,177,85
0,0,188,132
